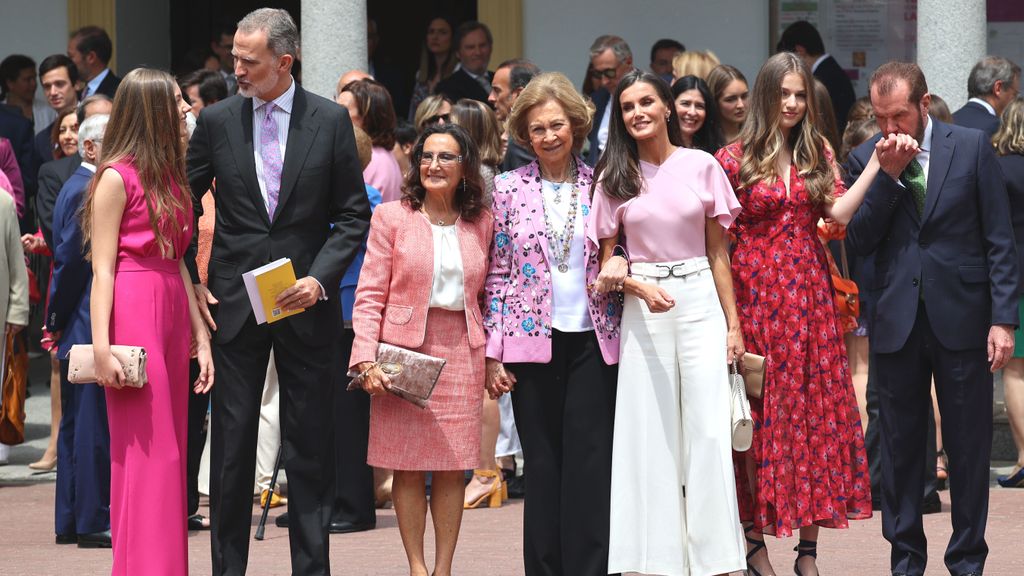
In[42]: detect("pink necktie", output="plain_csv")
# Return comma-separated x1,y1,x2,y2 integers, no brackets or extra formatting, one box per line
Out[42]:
260,102,282,219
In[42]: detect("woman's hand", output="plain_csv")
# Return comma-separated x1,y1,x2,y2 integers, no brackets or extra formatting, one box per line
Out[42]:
639,282,675,313
594,255,628,294
94,349,126,389
354,361,391,397
193,339,215,393
726,325,746,365
20,233,46,254
485,358,517,399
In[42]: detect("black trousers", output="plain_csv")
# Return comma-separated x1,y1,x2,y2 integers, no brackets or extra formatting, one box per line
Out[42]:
507,330,618,576
209,318,337,576
187,359,210,516
331,328,375,526
874,303,991,576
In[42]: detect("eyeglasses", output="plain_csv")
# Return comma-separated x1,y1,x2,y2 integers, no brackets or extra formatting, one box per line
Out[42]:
590,67,619,80
419,152,462,166
425,113,449,125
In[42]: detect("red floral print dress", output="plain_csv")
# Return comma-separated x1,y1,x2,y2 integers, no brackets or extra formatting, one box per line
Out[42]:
715,142,872,536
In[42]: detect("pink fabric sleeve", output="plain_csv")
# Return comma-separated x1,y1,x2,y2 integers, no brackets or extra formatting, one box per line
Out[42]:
585,182,626,247
699,156,743,230
350,206,395,369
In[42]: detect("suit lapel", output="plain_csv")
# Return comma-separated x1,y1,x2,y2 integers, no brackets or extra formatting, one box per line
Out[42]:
275,88,318,226
922,121,954,225
230,99,270,228
519,162,553,265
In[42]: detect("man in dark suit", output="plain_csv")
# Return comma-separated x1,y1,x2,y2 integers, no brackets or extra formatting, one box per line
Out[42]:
777,20,856,133
185,9,370,575
489,58,540,172
67,26,121,99
434,21,493,105
35,95,111,249
846,61,1017,576
33,55,79,169
952,56,1020,138
48,113,111,549
585,35,633,167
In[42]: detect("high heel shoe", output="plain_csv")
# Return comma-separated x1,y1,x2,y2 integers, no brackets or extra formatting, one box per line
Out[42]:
998,466,1024,488
464,469,503,509
28,455,57,471
793,539,817,576
744,523,770,576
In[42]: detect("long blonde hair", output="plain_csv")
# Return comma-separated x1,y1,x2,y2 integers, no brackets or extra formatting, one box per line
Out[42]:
736,52,834,205
994,96,1024,156
82,68,191,258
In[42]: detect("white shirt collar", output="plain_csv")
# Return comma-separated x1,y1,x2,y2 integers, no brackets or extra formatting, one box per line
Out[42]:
967,97,996,116
252,76,296,114
81,161,96,173
921,115,934,153
86,68,110,96
811,54,829,73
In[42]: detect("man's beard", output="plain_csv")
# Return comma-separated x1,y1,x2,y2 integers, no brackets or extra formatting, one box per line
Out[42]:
238,69,279,99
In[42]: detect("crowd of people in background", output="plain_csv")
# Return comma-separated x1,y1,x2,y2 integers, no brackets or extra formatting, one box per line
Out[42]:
0,6,1022,576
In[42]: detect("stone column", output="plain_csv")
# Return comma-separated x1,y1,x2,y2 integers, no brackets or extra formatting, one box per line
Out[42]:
301,0,366,100
917,0,986,110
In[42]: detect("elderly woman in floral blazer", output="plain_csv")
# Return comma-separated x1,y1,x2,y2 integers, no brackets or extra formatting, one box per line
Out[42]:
483,72,621,576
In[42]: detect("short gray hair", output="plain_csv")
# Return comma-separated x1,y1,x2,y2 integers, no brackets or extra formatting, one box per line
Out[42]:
589,35,632,65
77,113,108,157
237,8,299,60
967,56,1021,98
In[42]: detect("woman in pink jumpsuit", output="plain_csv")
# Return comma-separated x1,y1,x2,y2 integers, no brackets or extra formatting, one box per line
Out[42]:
84,68,214,576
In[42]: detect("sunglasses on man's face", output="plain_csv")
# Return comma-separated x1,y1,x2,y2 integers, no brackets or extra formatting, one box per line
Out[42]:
590,67,618,80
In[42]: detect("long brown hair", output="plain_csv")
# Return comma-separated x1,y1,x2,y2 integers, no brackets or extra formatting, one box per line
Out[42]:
450,98,503,168
82,68,191,258
735,52,834,205
402,123,485,222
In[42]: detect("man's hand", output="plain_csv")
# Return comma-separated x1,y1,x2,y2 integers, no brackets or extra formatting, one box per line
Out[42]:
193,284,219,331
276,276,323,312
988,324,1015,372
875,133,920,180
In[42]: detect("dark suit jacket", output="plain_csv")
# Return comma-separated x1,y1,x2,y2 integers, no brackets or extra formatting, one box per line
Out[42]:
814,55,855,133
500,138,535,173
585,88,611,167
952,101,999,138
93,71,121,99
33,122,56,169
47,164,93,356
36,154,80,249
998,153,1024,294
434,68,493,104
186,86,371,344
0,106,34,193
846,119,1018,354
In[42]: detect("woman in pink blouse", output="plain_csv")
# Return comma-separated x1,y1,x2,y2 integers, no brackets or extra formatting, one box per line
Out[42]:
589,69,746,576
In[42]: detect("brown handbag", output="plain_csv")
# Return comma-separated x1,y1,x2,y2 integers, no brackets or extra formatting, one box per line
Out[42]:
0,331,28,445
68,345,149,387
347,343,446,408
741,352,766,399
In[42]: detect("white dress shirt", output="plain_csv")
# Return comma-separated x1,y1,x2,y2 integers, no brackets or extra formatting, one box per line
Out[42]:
84,68,110,98
252,77,296,212
428,223,465,311
597,103,611,154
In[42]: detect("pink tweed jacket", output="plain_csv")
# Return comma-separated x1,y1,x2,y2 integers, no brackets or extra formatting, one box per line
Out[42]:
350,201,493,369
483,159,622,365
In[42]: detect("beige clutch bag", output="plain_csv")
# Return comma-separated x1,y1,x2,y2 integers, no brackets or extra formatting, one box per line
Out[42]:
741,352,766,399
68,345,149,388
347,343,446,408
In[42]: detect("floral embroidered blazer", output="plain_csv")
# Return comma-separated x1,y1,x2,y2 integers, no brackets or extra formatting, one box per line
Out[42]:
483,159,622,365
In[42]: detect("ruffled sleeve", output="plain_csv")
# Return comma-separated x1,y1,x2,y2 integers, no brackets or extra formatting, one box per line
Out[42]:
585,181,626,247
698,154,742,230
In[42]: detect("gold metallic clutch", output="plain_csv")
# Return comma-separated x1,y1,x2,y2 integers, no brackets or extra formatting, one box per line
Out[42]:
348,343,446,408
741,352,766,399
67,345,148,388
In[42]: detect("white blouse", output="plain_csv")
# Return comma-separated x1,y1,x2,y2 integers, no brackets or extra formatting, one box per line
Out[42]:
541,179,593,332
428,223,465,310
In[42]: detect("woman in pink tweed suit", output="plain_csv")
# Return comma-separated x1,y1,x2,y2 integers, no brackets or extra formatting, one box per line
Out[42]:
350,123,492,576
482,72,622,576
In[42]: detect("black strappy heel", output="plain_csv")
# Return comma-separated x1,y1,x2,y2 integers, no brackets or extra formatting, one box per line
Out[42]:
744,523,768,576
793,539,818,576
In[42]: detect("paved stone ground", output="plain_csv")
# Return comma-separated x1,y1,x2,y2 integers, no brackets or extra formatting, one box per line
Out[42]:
3,357,1024,575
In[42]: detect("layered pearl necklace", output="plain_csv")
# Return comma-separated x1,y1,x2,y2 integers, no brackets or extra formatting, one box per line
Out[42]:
540,158,580,274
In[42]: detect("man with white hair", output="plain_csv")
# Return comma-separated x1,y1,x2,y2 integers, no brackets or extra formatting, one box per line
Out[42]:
953,55,1021,137
48,112,112,549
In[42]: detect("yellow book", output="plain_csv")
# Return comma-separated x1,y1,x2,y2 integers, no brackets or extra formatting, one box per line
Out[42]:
242,258,306,324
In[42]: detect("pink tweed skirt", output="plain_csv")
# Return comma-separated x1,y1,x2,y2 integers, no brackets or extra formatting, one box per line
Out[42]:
367,308,484,470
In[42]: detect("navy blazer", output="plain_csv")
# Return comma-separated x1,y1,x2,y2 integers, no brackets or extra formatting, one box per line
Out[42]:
998,153,1024,293
585,88,611,167
813,55,855,132
846,118,1018,354
434,68,493,105
0,106,34,195
47,164,94,357
36,153,81,249
952,101,999,138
